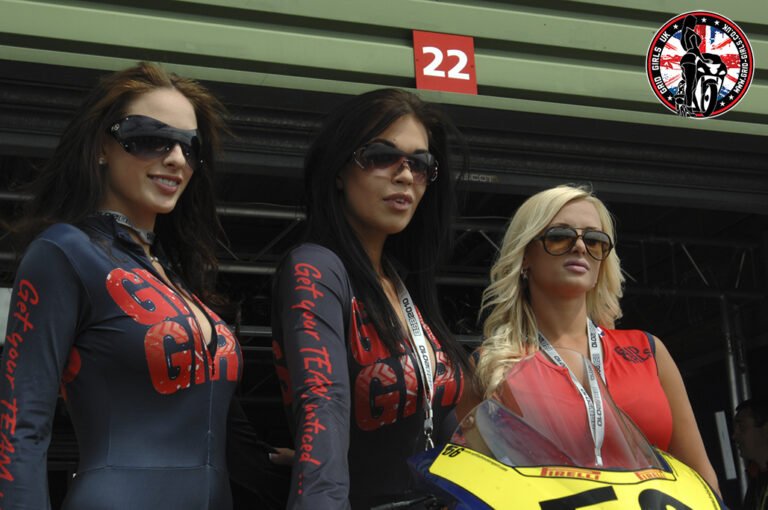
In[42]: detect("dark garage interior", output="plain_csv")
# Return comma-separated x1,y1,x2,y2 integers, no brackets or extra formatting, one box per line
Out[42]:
1,61,766,509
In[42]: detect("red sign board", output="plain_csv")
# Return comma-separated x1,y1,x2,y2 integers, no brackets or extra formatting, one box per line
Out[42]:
413,30,477,95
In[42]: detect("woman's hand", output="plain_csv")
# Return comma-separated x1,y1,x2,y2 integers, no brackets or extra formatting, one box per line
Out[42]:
268,447,295,466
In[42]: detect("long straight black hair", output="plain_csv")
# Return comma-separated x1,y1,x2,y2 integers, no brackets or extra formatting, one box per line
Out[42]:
13,62,228,301
304,88,469,371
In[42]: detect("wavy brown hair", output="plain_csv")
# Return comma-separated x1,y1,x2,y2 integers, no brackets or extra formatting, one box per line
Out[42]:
14,62,228,300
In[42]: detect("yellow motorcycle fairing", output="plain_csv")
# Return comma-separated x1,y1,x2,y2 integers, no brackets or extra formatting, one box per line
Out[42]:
429,443,722,509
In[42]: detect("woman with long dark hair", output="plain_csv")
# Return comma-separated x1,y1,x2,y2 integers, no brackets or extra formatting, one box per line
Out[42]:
272,88,469,508
0,62,275,509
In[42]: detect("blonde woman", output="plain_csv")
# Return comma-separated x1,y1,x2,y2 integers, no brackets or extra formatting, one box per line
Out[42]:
457,184,719,492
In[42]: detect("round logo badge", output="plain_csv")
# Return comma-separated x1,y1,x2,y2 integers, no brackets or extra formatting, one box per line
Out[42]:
646,11,754,118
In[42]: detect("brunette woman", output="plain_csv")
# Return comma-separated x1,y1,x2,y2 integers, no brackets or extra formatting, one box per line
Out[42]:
271,89,468,508
0,62,272,509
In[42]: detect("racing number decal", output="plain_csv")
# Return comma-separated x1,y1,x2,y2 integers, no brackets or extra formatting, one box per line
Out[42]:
413,30,477,94
540,487,617,509
540,488,691,509
638,489,692,510
429,444,720,509
441,445,465,457
421,47,471,80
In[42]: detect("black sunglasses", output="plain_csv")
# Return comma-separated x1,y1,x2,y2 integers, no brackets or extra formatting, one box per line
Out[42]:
352,142,438,184
535,226,614,261
107,115,203,171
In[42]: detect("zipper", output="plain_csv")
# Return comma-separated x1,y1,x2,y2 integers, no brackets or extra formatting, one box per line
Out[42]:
190,313,215,378
138,248,218,378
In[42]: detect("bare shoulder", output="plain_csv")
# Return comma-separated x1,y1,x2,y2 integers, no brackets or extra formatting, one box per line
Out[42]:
455,349,483,421
649,335,679,378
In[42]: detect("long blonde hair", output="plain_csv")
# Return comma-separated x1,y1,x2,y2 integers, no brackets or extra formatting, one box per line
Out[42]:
475,185,624,397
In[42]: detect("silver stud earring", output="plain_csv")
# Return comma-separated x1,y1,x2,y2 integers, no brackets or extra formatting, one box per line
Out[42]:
98,157,106,166
521,268,529,281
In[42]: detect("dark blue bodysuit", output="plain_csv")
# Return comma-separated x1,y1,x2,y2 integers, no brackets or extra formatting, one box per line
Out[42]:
0,216,243,509
272,243,464,509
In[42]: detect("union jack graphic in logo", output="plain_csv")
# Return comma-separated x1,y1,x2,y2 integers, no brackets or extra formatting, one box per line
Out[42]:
646,11,753,118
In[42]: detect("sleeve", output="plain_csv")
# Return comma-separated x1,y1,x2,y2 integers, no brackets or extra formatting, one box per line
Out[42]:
273,246,352,510
226,398,290,510
0,239,85,509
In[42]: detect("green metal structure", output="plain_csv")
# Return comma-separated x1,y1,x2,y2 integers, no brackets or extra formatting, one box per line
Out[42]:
1,0,766,135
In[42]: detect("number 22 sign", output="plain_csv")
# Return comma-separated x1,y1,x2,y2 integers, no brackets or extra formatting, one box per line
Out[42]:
413,30,478,95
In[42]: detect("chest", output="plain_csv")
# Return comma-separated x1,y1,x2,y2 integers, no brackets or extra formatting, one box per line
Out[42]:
385,288,437,374
69,263,242,396
346,297,462,432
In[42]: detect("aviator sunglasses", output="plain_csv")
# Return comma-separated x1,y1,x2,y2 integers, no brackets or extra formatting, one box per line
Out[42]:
107,115,203,171
535,226,614,261
352,142,439,185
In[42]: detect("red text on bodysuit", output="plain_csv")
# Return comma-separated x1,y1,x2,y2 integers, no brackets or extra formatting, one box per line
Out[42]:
290,263,332,468
107,268,240,394
0,280,40,495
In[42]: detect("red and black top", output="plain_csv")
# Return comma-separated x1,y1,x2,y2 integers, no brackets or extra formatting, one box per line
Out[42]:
496,327,673,460
0,216,245,509
272,243,464,509
600,328,672,451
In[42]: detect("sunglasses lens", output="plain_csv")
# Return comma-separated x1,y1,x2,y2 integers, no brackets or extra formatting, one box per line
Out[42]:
543,227,578,255
406,154,434,178
356,143,437,183
124,136,174,157
110,116,202,171
583,231,612,259
540,227,612,260
360,146,404,170
122,137,200,171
